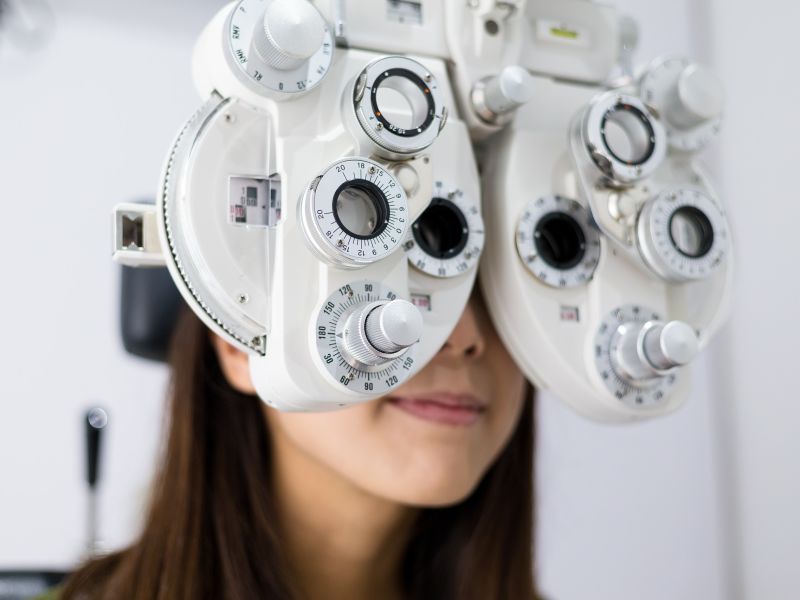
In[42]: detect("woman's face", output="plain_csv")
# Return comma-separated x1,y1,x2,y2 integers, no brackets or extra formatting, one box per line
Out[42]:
213,287,528,506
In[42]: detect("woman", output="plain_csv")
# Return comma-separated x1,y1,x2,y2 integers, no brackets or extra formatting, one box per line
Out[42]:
56,287,537,599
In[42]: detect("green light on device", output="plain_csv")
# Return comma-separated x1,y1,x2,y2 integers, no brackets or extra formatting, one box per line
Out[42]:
550,26,580,40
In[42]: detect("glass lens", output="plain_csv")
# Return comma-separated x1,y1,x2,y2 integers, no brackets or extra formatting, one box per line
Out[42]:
669,206,714,258
334,184,384,238
603,107,654,165
375,75,430,131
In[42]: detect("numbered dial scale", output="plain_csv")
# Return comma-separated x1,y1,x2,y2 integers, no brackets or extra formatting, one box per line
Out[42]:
351,56,448,156
227,0,333,96
315,281,420,394
593,305,680,408
404,181,484,278
637,188,729,282
299,158,410,267
640,56,723,152
516,195,601,288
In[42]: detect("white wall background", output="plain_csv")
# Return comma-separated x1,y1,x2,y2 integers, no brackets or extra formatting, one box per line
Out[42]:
0,1,795,600
701,2,800,599
0,0,222,567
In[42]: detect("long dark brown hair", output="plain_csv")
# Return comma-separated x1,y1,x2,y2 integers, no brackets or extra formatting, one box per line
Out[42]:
62,308,537,599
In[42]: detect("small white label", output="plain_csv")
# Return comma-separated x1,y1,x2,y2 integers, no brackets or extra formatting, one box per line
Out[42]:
535,19,591,48
228,175,282,227
560,306,580,322
411,293,432,312
387,0,423,25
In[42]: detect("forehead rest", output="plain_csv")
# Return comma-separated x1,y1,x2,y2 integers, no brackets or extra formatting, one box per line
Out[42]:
120,265,184,363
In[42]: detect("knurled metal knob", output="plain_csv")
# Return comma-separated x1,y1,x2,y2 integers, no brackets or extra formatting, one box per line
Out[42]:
341,300,423,367
250,0,326,71
613,319,699,383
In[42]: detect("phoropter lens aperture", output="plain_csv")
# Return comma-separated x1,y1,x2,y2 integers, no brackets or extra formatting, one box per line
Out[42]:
668,205,714,258
412,198,469,260
371,68,435,137
601,103,656,166
332,180,390,240
534,212,587,271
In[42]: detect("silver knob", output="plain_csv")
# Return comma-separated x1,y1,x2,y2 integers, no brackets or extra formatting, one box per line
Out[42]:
666,63,724,129
472,65,535,124
612,319,698,383
250,0,326,71
341,300,423,367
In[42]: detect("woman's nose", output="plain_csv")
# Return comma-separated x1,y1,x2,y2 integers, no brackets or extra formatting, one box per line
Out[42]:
438,298,486,360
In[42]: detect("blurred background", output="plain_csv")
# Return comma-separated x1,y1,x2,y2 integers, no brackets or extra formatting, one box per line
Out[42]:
0,0,796,599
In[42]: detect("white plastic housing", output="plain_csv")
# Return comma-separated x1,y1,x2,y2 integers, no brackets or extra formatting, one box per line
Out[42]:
479,75,733,422
159,3,476,411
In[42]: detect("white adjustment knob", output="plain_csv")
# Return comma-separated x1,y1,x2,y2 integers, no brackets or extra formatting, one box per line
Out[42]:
472,65,534,125
668,63,724,128
612,319,699,383
341,300,423,367
251,0,326,71
643,321,699,369
365,300,423,354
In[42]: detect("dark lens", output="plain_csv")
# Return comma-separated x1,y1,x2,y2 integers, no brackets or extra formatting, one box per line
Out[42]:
413,198,469,259
534,212,587,270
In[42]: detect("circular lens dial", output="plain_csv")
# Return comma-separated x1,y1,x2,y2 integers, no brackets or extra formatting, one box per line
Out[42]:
593,305,680,408
583,92,666,183
637,188,728,281
352,56,447,156
300,158,409,267
315,281,419,394
516,195,601,288
404,182,484,278
228,0,333,96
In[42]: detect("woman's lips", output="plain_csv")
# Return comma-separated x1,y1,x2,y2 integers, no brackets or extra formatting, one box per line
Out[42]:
387,393,486,426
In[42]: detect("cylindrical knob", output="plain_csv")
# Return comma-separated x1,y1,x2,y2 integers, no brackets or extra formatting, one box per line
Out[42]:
365,300,423,354
251,0,325,71
482,66,535,116
643,321,699,370
667,63,724,128
612,319,698,383
472,65,534,124
342,300,423,367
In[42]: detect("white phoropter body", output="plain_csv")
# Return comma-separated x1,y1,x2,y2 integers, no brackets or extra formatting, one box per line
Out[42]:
114,0,482,412
111,0,734,421
479,71,731,421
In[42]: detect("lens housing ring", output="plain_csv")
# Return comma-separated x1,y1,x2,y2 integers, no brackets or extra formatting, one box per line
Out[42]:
404,182,484,279
299,157,410,268
515,195,602,288
637,188,728,281
582,92,666,184
350,56,447,158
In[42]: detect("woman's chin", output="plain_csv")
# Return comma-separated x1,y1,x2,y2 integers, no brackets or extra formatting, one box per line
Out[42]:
372,452,486,508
